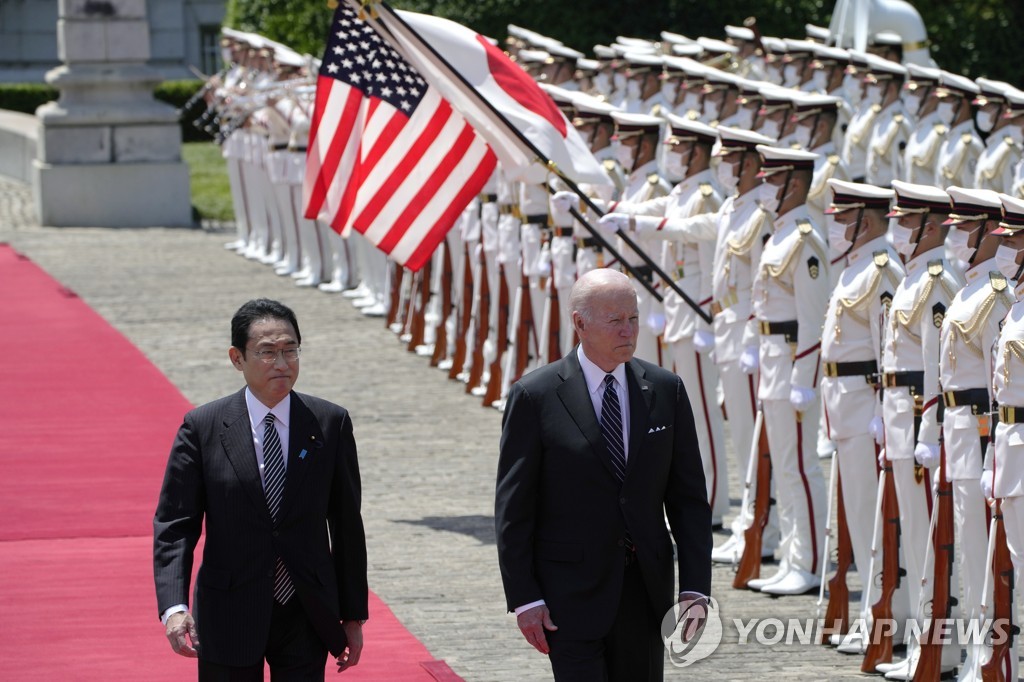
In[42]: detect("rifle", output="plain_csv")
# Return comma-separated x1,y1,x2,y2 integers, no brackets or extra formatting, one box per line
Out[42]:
862,455,904,673
406,260,432,352
431,246,453,367
448,240,471,379
981,500,1018,682
481,263,509,406
820,463,853,643
465,249,489,393
386,263,404,329
915,440,955,681
545,267,562,364
512,267,537,384
734,409,773,589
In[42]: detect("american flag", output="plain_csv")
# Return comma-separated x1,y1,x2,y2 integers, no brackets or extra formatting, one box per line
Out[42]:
303,3,496,271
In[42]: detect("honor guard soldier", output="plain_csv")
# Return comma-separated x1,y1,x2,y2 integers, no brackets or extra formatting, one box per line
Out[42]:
755,84,796,143
621,52,666,115
876,181,962,680
790,93,849,235
705,126,780,565
663,55,709,120
841,51,879,183
864,55,911,188
781,39,817,91
590,44,618,101
760,36,787,86
696,36,739,72
974,80,1024,194
984,195,1024,682
901,63,946,187
699,68,743,127
598,116,728,527
742,145,828,597
820,179,904,653
934,71,984,189
939,187,1015,678
724,24,765,80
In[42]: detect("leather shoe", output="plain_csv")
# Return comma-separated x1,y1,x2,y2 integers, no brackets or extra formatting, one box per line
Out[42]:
711,535,742,564
761,568,821,595
833,629,867,654
746,566,790,591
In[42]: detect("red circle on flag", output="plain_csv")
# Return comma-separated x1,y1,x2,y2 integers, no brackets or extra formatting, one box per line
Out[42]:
476,35,567,138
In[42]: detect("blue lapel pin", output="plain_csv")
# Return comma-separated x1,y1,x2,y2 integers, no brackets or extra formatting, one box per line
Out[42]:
299,449,308,460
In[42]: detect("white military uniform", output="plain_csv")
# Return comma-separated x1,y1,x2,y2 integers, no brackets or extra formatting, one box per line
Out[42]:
935,119,984,189
902,110,946,187
866,101,912,187
805,142,847,235
841,101,881,181
974,126,1023,194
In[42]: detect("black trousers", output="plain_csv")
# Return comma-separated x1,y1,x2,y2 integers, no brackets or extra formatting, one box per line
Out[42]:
198,598,328,682
546,559,665,682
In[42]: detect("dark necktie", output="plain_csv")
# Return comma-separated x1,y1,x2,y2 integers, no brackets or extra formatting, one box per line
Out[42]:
263,413,295,604
600,374,627,481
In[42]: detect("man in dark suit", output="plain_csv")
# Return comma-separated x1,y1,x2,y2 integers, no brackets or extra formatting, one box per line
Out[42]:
154,298,368,680
495,268,712,681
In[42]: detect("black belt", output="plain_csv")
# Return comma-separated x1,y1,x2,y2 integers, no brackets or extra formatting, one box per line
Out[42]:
272,142,289,150
943,388,992,415
999,406,1024,424
289,146,307,152
758,320,798,344
523,213,548,225
479,193,497,203
822,360,878,379
542,226,571,238
577,237,603,250
882,371,924,395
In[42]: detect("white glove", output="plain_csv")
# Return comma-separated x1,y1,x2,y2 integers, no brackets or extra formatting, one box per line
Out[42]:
550,191,578,214
739,346,759,374
877,447,887,468
980,470,994,499
597,212,630,234
693,330,715,354
914,441,941,470
869,415,885,445
789,385,816,412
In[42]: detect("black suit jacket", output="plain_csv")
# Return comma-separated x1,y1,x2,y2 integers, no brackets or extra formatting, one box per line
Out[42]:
154,389,368,666
495,350,712,639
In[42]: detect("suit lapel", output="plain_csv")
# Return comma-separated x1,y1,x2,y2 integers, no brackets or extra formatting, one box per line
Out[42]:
625,359,653,476
555,351,621,480
280,393,323,521
220,389,273,524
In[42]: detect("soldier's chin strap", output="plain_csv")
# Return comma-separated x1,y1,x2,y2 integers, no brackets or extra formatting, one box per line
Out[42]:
775,169,794,214
839,207,865,261
911,212,928,258
967,219,988,267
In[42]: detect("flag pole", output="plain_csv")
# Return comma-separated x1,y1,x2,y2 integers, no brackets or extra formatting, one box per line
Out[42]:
355,0,712,324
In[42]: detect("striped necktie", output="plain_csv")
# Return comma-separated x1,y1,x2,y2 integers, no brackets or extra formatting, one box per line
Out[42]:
601,374,627,481
263,413,295,604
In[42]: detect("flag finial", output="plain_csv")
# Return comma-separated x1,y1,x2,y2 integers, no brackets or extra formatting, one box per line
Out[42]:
359,0,380,20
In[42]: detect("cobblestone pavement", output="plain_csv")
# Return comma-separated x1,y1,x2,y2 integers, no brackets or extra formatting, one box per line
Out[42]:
2,173,902,680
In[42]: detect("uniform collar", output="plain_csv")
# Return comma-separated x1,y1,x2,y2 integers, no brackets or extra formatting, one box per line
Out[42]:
848,235,891,265
904,245,947,275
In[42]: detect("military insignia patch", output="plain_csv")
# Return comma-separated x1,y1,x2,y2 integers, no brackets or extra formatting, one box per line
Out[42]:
873,251,890,268
880,291,893,315
991,271,1008,292
932,302,946,328
927,260,944,277
807,256,820,279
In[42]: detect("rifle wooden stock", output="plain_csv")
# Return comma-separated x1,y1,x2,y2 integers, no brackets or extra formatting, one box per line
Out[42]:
982,501,1017,682
431,245,453,367
546,275,562,363
821,467,853,643
481,264,508,406
733,416,772,589
448,242,472,380
915,444,954,681
862,460,903,673
466,252,489,393
513,269,534,384
406,261,431,352
386,262,404,328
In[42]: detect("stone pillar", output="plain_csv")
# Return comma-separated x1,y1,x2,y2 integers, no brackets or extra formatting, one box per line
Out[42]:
33,0,192,227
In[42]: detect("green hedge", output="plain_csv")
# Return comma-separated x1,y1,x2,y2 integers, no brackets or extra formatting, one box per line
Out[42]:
0,80,212,142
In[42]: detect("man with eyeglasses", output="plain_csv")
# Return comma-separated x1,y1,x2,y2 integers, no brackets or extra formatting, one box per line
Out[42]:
154,298,368,680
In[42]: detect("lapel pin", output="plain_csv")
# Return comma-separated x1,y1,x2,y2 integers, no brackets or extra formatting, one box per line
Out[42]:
299,449,308,460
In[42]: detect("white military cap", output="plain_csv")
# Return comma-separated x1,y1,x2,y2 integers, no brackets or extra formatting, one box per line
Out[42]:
1004,86,1024,119
517,49,551,65
571,92,619,125
759,83,798,115
805,24,831,42
703,67,742,93
714,126,776,155
871,31,903,47
974,78,1012,106
274,49,306,68
783,39,817,58
508,24,555,47
575,58,600,73
789,92,843,122
864,54,908,81
664,113,718,145
662,55,708,77
660,31,695,46
611,111,664,139
725,25,755,42
755,145,819,177
670,43,704,58
993,195,1024,235
623,52,664,74
906,63,941,84
809,43,849,65
943,187,1003,225
761,36,787,55
593,44,617,60
616,36,658,49
825,179,895,214
888,180,952,217
546,44,585,62
539,83,577,112
697,37,739,55
937,71,980,98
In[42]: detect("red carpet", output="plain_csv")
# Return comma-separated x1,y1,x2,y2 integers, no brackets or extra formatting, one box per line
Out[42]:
0,244,458,681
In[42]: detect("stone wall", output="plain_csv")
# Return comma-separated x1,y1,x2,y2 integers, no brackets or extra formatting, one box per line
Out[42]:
0,109,39,183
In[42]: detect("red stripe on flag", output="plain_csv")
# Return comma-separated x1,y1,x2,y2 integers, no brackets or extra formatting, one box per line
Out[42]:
305,84,362,219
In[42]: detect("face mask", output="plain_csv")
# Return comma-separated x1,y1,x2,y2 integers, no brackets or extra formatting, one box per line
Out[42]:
842,74,863,104
995,243,1022,281
661,81,678,106
903,93,922,118
756,182,780,213
759,119,781,139
976,109,997,133
703,99,721,123
594,72,612,95
715,161,738,192
864,85,883,106
810,70,829,93
615,142,636,172
936,100,957,125
627,80,642,101
946,227,977,264
891,222,918,258
828,216,855,257
221,48,233,64
661,150,687,182
794,125,813,150
783,64,801,88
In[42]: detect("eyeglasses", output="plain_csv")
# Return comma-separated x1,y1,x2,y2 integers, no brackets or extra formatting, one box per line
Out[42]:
248,347,301,364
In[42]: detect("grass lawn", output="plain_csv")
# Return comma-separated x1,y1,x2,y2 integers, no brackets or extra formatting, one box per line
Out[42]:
182,141,234,222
